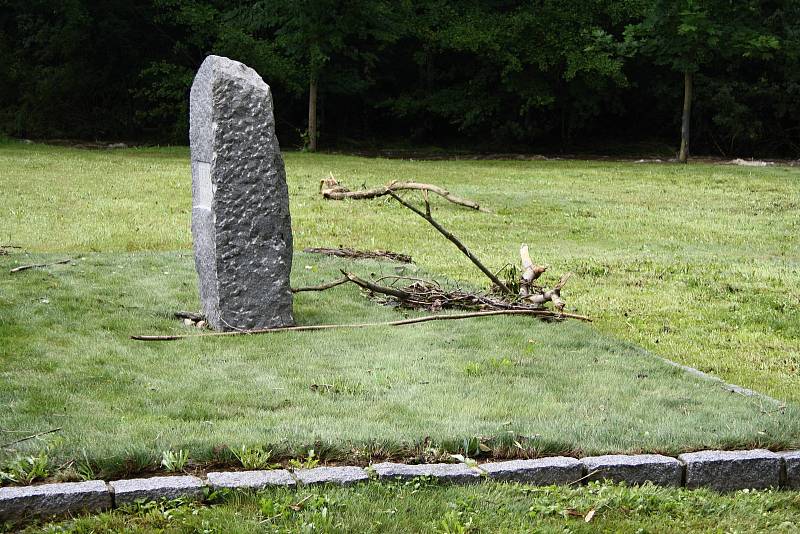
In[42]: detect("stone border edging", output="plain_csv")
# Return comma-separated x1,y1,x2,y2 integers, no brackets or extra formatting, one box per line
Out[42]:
2,449,799,522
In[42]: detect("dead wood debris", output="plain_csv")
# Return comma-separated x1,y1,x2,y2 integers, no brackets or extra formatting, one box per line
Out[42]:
131,309,583,341
134,180,586,342
9,258,72,274
304,190,578,316
303,247,413,264
320,174,488,212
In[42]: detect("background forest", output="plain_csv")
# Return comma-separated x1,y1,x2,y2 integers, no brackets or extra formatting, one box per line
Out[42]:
1,0,798,157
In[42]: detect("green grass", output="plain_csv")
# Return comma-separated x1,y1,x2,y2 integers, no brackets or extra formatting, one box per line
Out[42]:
2,142,800,531
20,481,800,533
2,250,798,480
1,143,797,404
1,144,799,476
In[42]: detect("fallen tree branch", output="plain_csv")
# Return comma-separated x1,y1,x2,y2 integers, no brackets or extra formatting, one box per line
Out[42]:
9,259,71,274
303,247,413,264
292,276,350,293
388,191,512,294
320,176,488,212
131,309,591,341
1,427,62,448
341,270,412,299
174,311,204,321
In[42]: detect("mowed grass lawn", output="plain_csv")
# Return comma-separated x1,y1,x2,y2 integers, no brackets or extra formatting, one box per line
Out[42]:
1,141,799,482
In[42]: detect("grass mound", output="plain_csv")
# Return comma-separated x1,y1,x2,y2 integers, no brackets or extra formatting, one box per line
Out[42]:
2,251,798,481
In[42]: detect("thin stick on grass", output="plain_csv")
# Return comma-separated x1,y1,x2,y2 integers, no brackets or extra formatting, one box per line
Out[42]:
131,309,591,341
568,469,600,486
1,427,62,448
9,259,71,274
387,191,512,294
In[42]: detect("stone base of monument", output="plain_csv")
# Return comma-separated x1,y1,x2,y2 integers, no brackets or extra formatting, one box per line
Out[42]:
189,55,294,331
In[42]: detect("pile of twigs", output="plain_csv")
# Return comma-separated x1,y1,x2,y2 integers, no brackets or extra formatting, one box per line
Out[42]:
303,180,587,320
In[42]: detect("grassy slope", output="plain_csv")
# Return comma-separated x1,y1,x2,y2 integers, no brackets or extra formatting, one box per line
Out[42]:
25,481,800,533
2,251,797,478
2,142,800,532
1,143,797,404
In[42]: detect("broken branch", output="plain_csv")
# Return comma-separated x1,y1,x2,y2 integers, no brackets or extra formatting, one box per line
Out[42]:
303,247,413,264
387,191,512,294
131,309,591,341
292,276,350,293
9,259,71,274
320,176,488,212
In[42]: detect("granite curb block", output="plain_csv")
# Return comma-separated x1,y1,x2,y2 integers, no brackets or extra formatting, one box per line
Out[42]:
582,454,683,487
778,451,800,489
295,466,369,486
110,476,206,506
207,470,296,490
479,457,583,484
678,449,781,491
4,451,800,522
371,462,481,483
0,480,111,520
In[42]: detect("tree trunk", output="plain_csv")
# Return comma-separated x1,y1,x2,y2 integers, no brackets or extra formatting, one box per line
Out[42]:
308,76,318,152
678,70,693,163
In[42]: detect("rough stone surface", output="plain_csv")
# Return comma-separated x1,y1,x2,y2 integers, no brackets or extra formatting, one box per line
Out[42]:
295,466,369,486
206,470,296,489
0,480,111,521
679,449,781,491
371,463,481,483
480,457,583,485
582,454,682,487
110,476,205,506
189,54,293,331
778,450,800,489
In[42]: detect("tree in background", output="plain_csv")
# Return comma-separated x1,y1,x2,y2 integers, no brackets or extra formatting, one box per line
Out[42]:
626,0,780,162
244,0,405,151
1,0,797,157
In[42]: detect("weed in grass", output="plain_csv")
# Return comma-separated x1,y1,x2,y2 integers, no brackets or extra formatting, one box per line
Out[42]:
438,509,473,534
230,445,280,470
0,451,50,484
75,449,96,481
289,450,320,470
160,450,189,473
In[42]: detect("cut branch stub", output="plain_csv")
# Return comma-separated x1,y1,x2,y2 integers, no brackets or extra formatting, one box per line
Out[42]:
520,244,547,282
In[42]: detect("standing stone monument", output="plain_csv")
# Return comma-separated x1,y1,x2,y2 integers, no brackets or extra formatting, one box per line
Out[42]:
189,55,294,331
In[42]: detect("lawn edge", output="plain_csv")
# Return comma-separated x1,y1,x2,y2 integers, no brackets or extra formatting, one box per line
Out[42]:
2,449,799,524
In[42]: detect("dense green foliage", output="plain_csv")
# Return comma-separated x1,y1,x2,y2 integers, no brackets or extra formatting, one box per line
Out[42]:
1,0,798,156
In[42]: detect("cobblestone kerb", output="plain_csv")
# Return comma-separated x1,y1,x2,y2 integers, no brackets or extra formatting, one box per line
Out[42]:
678,449,781,492
582,454,682,487
2,450,798,522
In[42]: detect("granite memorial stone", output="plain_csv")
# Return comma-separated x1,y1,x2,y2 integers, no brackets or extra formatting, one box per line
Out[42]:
189,55,294,330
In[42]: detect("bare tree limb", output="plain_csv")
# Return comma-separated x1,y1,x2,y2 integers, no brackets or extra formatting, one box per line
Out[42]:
10,259,71,274
131,309,591,341
303,247,413,264
387,191,512,294
340,270,412,299
320,177,488,212
292,277,350,293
